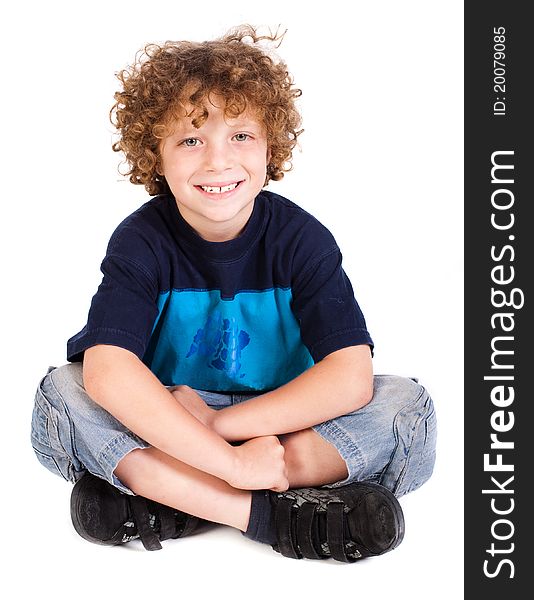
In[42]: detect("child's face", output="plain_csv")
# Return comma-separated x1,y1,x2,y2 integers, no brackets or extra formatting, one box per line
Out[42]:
159,96,270,242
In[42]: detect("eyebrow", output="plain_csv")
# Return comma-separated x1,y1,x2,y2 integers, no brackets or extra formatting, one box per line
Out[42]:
226,118,264,129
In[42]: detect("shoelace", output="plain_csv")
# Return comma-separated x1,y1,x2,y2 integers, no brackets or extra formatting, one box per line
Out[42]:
274,497,363,562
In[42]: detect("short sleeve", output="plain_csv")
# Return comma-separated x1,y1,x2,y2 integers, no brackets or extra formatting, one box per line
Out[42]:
291,246,373,362
67,230,160,362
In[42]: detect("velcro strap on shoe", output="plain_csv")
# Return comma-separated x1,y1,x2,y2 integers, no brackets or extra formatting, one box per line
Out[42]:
129,496,162,551
296,502,323,560
326,502,351,562
157,505,178,541
274,497,301,559
178,514,200,538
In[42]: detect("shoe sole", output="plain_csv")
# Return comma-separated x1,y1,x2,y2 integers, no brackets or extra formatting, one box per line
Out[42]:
70,474,125,546
347,481,405,554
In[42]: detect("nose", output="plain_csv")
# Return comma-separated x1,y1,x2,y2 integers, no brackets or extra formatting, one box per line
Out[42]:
204,140,234,172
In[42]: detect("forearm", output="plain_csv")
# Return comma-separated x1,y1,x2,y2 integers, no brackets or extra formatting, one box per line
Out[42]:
83,345,237,483
213,345,373,441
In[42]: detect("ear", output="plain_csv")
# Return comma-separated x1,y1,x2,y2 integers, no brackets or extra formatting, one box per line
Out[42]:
155,138,166,176
266,147,272,163
155,156,165,176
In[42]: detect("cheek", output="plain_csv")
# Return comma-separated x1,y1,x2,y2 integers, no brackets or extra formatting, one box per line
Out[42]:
248,158,268,181
252,146,269,172
161,159,188,183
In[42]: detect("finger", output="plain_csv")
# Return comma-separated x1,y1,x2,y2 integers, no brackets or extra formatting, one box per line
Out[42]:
271,478,289,493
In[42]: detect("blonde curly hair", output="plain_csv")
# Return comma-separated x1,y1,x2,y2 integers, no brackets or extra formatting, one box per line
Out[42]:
110,25,303,196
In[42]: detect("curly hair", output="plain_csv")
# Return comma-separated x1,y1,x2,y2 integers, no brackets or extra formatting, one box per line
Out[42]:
110,25,303,196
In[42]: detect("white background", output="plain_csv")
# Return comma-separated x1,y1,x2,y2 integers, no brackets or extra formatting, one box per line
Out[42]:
2,1,463,598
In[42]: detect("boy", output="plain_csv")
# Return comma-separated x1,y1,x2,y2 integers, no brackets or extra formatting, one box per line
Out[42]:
31,25,436,562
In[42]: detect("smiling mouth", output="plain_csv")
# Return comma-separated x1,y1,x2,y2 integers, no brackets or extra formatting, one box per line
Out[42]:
195,181,243,194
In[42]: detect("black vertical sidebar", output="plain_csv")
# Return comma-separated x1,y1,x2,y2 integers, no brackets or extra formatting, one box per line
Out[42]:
465,2,532,597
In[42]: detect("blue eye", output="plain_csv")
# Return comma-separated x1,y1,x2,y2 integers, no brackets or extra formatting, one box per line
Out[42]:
234,133,250,141
182,138,200,147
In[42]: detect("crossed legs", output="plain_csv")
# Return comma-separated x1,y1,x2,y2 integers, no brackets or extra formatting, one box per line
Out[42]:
114,427,348,532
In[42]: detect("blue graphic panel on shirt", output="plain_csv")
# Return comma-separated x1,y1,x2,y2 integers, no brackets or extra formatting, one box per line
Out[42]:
186,311,250,378
145,288,314,391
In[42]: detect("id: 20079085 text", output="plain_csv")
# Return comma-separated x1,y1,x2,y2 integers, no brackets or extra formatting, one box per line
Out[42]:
493,27,507,116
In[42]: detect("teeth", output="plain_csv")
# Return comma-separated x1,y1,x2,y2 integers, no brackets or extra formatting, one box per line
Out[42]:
200,183,239,193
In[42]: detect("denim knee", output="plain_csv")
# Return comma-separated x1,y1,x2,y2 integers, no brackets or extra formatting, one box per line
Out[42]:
30,364,85,483
31,363,151,494
377,375,437,497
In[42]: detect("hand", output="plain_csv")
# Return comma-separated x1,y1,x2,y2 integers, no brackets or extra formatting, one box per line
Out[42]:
229,435,289,492
171,385,217,429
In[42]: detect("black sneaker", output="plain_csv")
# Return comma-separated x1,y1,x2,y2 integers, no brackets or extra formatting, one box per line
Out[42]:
70,472,208,551
269,481,404,562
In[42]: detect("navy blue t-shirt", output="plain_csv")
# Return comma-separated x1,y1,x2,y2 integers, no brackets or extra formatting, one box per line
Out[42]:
67,191,373,392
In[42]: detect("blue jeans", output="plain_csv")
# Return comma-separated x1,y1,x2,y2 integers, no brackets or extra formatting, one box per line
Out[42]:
31,363,437,497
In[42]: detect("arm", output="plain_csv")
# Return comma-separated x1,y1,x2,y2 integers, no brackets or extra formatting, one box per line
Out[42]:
210,345,373,441
83,344,288,491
